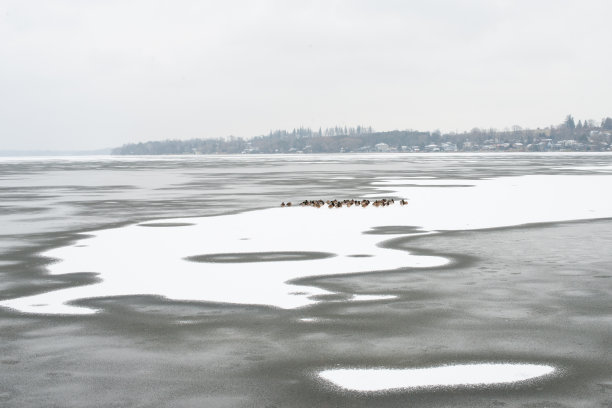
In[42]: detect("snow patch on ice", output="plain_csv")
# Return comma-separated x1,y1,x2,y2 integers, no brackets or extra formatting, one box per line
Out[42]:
319,363,556,392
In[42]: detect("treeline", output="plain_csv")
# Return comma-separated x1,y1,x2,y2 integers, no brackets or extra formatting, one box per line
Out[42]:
112,116,612,155
112,128,430,155
267,126,374,138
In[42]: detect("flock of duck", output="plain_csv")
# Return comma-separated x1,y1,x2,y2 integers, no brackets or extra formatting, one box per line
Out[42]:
281,198,408,208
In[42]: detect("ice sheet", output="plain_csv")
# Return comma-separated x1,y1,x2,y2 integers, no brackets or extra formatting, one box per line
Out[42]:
2,174,612,315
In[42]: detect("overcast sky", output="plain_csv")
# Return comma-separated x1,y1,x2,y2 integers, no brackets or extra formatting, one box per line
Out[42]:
1,0,611,150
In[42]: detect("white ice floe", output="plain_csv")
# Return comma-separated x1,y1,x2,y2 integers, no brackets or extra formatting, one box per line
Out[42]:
2,174,612,315
351,295,397,302
0,206,446,314
562,165,612,171
370,174,612,231
319,363,556,392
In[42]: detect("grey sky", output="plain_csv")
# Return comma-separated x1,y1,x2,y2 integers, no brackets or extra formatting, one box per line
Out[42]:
1,0,611,150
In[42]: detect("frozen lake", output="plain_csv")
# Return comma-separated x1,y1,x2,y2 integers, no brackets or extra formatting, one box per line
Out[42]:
1,153,611,407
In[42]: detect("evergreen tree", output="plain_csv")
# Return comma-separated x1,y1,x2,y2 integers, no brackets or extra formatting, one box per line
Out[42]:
564,115,576,130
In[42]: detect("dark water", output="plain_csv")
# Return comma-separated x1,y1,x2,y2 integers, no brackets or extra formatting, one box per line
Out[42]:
1,153,612,407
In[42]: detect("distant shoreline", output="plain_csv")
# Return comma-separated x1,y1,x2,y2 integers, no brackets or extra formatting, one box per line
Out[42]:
0,148,112,157
3,151,612,159
111,119,612,155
